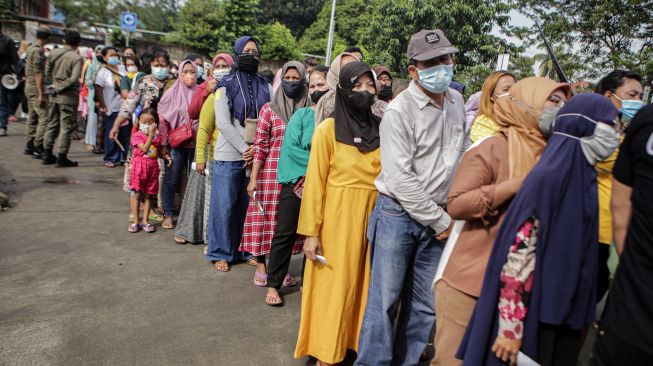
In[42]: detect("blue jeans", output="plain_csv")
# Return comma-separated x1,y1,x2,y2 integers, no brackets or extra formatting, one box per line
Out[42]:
206,160,252,263
355,194,444,366
162,147,195,217
0,85,8,129
103,113,130,163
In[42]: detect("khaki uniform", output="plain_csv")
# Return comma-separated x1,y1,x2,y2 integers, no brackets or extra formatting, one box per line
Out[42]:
43,46,83,154
24,43,49,146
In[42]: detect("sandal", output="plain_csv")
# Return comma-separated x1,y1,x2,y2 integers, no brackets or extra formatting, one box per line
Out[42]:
214,260,230,272
253,271,268,287
149,212,163,222
246,258,258,266
104,162,116,168
174,236,187,245
282,273,297,287
128,223,141,233
162,216,174,229
142,223,156,233
265,291,284,306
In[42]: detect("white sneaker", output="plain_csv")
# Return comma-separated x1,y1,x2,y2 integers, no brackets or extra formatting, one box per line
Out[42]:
0,129,7,136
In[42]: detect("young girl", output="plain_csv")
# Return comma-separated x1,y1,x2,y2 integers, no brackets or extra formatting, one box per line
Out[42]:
129,108,172,233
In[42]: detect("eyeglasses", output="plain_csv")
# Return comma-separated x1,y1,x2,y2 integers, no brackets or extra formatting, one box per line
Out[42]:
378,76,392,83
241,51,259,57
547,94,565,106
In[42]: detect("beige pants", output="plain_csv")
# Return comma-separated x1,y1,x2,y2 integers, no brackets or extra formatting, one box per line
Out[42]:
431,280,477,366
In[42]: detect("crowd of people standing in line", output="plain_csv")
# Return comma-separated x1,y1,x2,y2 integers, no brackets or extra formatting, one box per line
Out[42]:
1,24,652,366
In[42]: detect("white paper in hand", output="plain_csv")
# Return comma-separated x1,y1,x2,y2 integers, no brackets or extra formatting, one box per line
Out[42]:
316,255,328,265
517,352,540,366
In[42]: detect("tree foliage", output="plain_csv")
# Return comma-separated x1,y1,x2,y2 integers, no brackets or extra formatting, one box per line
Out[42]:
0,0,16,20
165,0,225,55
511,0,653,82
257,22,302,62
258,0,325,39
54,0,179,32
298,0,370,61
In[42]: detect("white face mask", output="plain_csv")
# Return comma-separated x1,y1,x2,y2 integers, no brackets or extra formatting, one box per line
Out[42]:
553,113,620,165
127,66,138,73
212,68,230,81
139,123,151,134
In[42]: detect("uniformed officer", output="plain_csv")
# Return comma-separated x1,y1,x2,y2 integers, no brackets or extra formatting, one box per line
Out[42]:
42,30,83,167
24,27,50,157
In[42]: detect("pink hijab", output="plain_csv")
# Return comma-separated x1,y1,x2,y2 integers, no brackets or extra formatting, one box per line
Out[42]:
158,60,198,130
212,53,234,68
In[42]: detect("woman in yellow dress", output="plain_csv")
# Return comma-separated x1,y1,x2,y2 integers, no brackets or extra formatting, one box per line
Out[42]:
469,71,516,142
294,62,382,366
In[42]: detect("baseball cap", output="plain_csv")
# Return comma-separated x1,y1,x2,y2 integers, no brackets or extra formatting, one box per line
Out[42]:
407,29,459,61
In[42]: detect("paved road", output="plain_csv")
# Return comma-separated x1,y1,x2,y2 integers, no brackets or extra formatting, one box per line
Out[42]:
0,120,597,365
0,121,308,365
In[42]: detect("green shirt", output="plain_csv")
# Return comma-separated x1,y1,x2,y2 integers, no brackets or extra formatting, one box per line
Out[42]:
277,107,316,185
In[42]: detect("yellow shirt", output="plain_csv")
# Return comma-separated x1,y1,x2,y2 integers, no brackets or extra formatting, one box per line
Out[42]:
596,143,621,244
470,114,499,143
195,92,220,164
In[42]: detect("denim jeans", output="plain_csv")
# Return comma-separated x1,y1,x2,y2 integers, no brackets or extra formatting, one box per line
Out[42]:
355,194,444,366
206,160,252,263
162,147,195,217
103,113,130,164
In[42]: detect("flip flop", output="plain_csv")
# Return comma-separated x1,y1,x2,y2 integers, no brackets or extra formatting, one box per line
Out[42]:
174,236,188,245
282,273,297,287
128,223,141,233
265,292,284,306
253,271,268,287
162,216,174,229
142,223,156,233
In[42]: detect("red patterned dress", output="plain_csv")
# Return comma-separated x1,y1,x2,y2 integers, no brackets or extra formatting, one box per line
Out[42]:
240,104,304,256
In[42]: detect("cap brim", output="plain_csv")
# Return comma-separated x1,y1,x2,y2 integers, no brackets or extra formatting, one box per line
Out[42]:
412,46,459,61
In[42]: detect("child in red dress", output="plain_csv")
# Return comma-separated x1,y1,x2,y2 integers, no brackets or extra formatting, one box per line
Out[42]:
129,108,172,233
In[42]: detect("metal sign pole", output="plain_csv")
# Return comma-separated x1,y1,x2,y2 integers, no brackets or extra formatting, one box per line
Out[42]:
126,31,130,47
325,0,337,66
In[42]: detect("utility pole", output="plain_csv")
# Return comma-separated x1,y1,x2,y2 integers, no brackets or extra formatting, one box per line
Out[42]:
325,0,337,66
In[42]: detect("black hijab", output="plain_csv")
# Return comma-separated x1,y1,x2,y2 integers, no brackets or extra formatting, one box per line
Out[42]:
333,61,381,152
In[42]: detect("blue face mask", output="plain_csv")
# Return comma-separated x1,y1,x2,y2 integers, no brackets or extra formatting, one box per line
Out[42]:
417,64,453,93
151,66,169,81
620,99,645,123
107,56,121,66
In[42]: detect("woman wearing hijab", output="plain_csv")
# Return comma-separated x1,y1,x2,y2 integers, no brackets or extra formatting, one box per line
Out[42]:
431,77,571,366
206,36,272,272
294,62,380,366
469,71,517,143
458,93,621,366
188,53,234,120
313,52,385,126
374,65,394,102
239,61,311,285
266,65,330,306
157,60,198,229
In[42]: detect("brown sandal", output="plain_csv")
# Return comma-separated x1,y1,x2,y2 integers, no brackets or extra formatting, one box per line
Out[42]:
174,236,187,245
265,291,283,306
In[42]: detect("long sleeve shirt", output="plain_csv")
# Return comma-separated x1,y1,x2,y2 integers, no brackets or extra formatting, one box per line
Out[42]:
195,92,219,164
46,45,83,105
213,86,249,161
24,43,45,98
277,107,315,184
442,135,523,297
374,81,468,234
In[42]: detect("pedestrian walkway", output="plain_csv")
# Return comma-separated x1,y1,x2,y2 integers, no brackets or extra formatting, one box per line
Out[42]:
0,121,306,365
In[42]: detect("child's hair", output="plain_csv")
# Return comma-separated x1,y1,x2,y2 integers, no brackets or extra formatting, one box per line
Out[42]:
139,107,159,124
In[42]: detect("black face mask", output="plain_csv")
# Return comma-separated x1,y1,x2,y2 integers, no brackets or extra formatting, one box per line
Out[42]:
343,89,376,112
282,80,304,99
238,54,260,74
310,89,328,104
378,84,393,102
96,55,104,63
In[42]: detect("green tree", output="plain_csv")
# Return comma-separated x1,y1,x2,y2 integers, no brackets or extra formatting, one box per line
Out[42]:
222,0,262,49
257,22,302,62
54,0,116,28
0,0,16,20
258,0,325,39
362,0,514,77
512,0,653,81
531,45,585,82
509,53,536,80
298,0,370,60
165,0,225,55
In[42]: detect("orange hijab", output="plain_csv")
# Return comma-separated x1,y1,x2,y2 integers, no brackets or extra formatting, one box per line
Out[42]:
493,77,571,178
